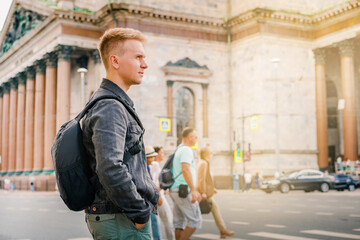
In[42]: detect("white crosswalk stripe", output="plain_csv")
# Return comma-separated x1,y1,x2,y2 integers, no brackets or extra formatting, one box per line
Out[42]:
315,212,333,216
284,210,301,214
301,230,360,239
354,229,360,232
265,224,286,228
231,221,250,225
350,214,360,218
248,232,319,240
193,233,245,240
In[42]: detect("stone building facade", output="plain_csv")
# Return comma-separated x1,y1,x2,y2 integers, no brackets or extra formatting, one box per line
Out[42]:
0,0,359,190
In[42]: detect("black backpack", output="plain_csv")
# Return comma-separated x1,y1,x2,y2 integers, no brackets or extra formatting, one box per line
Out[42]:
51,95,143,211
159,146,183,190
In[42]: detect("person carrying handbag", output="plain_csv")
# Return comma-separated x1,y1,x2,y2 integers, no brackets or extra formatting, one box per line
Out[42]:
196,146,235,239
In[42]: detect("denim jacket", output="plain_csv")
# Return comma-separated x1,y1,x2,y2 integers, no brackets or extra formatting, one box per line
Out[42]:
82,78,159,224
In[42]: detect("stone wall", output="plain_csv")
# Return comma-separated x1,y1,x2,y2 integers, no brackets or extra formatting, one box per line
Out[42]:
230,34,318,176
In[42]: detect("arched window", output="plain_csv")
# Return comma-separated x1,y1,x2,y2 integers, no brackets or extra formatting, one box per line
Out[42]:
175,87,195,145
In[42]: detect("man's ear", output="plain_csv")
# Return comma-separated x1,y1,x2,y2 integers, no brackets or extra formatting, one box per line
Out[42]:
109,55,120,69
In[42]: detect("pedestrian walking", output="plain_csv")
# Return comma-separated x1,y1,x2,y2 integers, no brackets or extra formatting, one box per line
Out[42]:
146,145,162,240
153,146,175,240
170,127,202,240
197,146,235,239
254,172,261,189
244,172,252,191
81,28,158,240
232,171,240,192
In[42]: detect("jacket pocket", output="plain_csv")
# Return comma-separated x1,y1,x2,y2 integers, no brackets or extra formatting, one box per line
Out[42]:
125,122,143,155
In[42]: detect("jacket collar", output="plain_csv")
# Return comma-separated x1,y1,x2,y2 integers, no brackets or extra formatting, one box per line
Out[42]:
100,78,134,108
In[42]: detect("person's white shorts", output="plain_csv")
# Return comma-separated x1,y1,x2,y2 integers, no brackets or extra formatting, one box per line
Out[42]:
170,189,202,229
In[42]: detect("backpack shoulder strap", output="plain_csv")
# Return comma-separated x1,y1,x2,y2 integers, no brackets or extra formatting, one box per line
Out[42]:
75,95,144,130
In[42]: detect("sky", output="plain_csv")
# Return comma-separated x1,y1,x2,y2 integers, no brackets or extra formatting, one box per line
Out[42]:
0,0,13,32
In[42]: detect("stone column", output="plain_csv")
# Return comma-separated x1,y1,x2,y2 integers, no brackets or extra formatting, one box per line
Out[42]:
0,87,3,171
15,72,26,175
32,60,46,174
202,83,209,138
339,40,358,161
313,49,329,170
43,52,57,173
1,82,10,174
55,45,73,131
8,77,18,175
23,66,36,174
167,80,174,136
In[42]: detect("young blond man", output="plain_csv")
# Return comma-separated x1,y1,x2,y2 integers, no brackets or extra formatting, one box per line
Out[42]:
82,28,159,239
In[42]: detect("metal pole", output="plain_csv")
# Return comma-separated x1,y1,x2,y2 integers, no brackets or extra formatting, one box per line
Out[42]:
271,58,280,174
275,80,280,173
242,111,245,192
77,68,88,107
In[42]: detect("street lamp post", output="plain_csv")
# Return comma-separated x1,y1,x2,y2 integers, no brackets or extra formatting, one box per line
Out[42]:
271,58,280,174
77,68,88,107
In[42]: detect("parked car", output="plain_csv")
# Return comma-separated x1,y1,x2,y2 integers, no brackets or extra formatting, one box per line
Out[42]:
331,174,359,191
261,169,334,194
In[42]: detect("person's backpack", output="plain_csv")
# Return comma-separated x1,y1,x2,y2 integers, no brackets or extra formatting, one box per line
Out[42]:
159,146,183,190
51,95,143,211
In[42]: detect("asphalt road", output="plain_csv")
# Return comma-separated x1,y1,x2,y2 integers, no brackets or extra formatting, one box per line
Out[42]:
0,189,359,240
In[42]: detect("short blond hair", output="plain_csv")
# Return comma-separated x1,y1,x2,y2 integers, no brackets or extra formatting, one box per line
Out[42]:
200,146,211,160
98,28,146,69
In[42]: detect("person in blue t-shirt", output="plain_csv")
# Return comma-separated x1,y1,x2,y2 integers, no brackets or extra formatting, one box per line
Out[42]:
170,127,202,240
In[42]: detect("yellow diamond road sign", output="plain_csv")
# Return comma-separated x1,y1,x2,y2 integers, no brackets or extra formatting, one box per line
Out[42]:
159,118,171,132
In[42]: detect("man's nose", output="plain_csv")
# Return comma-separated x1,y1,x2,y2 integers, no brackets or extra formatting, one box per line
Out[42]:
141,59,148,69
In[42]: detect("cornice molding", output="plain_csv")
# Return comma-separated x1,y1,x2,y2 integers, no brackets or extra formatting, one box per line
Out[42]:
229,1,360,27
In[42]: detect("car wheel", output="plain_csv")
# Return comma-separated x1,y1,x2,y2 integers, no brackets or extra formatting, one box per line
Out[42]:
320,182,329,192
348,184,355,192
280,183,290,193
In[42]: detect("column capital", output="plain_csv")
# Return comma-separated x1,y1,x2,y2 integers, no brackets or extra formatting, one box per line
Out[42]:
313,49,326,64
2,82,10,93
90,49,101,64
0,86,3,97
167,80,174,87
9,77,19,89
338,40,354,57
55,44,74,60
16,72,27,85
201,83,209,89
34,59,46,74
44,52,58,67
25,66,36,80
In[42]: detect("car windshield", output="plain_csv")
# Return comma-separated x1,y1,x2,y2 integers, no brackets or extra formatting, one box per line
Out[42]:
282,171,299,178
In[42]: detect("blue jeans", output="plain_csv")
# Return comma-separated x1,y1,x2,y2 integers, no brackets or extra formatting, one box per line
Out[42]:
86,213,151,240
150,213,160,240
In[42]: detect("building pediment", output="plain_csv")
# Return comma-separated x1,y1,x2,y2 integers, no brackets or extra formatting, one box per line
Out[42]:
0,2,49,57
162,57,212,84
